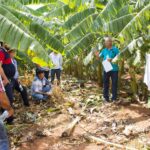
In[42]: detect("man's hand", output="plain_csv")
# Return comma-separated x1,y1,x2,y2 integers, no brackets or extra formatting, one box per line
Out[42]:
45,92,52,96
0,92,14,117
0,65,9,85
3,78,9,86
107,58,112,62
16,78,20,84
112,55,119,63
36,91,44,95
94,51,100,60
94,51,99,57
43,92,51,96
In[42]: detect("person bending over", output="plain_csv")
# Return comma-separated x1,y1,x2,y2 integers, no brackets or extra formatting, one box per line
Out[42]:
31,69,51,102
9,50,30,107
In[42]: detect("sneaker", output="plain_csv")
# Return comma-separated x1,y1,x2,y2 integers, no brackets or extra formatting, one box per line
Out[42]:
6,116,14,125
105,99,110,102
34,100,41,104
103,100,110,104
24,103,30,107
111,100,118,105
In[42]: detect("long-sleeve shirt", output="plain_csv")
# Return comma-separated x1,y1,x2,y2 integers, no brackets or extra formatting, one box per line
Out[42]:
12,59,19,79
144,54,150,91
49,52,63,70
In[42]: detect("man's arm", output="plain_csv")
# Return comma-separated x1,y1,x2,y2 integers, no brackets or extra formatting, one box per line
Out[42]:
13,59,19,80
0,63,9,85
94,50,103,60
59,54,63,68
32,80,46,95
112,48,120,63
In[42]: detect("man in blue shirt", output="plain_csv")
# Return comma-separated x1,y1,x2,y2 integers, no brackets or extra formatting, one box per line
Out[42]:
95,37,120,102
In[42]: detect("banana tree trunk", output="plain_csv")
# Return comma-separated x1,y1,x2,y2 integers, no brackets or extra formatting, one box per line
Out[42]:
77,55,85,87
129,67,139,101
118,60,124,91
97,63,103,87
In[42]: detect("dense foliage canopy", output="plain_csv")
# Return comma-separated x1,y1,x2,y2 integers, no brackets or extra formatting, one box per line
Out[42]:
0,0,149,66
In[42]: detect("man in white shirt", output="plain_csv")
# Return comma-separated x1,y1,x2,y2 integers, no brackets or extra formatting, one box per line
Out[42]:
31,69,51,102
49,51,63,85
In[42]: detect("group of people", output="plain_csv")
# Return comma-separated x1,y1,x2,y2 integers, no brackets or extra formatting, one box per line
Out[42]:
32,51,63,102
0,42,63,150
0,37,119,150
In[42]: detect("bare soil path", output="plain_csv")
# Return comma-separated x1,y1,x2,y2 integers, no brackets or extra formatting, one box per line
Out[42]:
9,76,150,150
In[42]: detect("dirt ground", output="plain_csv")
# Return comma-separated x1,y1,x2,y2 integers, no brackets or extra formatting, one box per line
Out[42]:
8,76,150,150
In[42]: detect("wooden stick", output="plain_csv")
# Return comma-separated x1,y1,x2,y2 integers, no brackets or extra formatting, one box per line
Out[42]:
61,116,81,137
84,134,137,150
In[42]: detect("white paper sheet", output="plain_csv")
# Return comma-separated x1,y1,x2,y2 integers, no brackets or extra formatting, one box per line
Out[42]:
144,54,150,91
102,60,113,72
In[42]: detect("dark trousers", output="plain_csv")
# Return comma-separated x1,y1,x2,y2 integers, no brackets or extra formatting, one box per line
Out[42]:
3,64,16,105
51,69,61,84
11,79,29,106
103,71,118,101
36,68,49,79
44,71,49,80
5,83,13,105
3,66,15,124
2,83,14,124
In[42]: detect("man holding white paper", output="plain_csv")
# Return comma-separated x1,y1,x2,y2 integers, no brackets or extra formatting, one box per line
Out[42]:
95,37,120,102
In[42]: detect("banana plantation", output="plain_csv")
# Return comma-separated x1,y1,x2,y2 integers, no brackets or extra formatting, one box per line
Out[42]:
0,0,150,150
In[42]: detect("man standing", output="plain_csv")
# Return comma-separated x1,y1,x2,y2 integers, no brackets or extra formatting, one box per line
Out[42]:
49,51,63,85
95,37,120,102
0,68,14,150
35,64,50,80
9,50,30,107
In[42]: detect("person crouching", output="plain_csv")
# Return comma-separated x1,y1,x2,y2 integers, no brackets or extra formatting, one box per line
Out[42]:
31,69,52,102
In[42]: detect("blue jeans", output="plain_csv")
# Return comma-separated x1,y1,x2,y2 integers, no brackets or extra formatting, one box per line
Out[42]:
103,71,118,101
51,69,61,84
0,122,9,150
5,83,13,105
32,85,51,101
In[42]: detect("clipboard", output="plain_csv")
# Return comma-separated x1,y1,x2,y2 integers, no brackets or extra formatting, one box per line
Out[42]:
102,60,113,72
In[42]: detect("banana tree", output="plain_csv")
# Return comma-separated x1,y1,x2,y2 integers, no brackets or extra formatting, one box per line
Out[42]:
0,0,149,83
